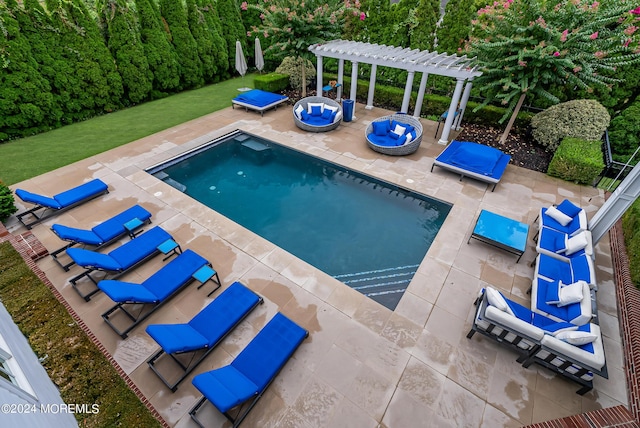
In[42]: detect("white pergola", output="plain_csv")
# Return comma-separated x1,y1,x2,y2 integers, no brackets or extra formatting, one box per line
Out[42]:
309,40,483,144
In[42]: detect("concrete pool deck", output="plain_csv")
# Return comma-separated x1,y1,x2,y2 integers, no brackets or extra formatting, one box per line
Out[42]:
6,102,628,427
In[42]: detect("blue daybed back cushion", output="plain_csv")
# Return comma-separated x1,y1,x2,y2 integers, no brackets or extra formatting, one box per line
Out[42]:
447,142,504,176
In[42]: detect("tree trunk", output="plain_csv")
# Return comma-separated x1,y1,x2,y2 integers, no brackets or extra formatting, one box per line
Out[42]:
301,58,307,98
498,92,527,145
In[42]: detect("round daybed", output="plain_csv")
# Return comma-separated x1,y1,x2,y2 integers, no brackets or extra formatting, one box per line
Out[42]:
365,114,423,156
293,96,342,132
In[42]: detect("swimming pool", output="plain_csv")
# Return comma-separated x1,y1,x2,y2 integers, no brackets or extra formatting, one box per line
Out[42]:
147,131,451,310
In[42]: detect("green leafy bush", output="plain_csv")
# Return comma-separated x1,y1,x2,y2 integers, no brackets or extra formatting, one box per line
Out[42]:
608,101,640,164
275,57,315,91
547,137,604,184
531,99,610,152
0,181,17,223
622,198,640,287
254,73,290,92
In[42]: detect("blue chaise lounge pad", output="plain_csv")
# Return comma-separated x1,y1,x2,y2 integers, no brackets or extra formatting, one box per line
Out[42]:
146,281,261,354
99,249,208,303
448,142,503,176
16,179,108,209
192,313,307,413
52,205,152,245
233,89,287,108
67,226,171,271
434,141,511,183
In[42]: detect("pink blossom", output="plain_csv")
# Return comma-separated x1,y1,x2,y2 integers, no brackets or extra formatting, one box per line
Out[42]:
625,26,637,36
560,29,568,42
360,12,366,21
573,66,582,73
353,10,358,16
590,1,599,9
631,6,640,15
247,31,251,37
260,13,265,20
270,5,276,11
241,1,247,10
553,51,560,56
594,51,605,58
518,60,527,67
624,38,632,47
264,31,269,38
589,31,598,40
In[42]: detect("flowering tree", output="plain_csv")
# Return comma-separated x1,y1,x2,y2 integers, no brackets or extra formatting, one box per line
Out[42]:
242,0,363,96
467,0,640,145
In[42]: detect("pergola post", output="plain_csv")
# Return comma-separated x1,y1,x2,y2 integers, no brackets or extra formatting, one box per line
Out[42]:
337,59,344,100
413,72,429,118
316,55,324,95
455,79,473,130
438,78,465,145
350,62,358,101
366,64,377,110
401,71,415,113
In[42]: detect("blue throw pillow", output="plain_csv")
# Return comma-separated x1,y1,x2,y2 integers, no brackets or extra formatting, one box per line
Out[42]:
557,200,581,218
545,280,561,305
300,110,310,121
321,108,333,120
403,125,415,135
389,131,401,140
310,105,323,117
372,121,390,136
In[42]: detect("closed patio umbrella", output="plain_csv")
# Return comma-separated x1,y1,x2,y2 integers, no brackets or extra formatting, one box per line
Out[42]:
235,40,250,91
255,38,264,72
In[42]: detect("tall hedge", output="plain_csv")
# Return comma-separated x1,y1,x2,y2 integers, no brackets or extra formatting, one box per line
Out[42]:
410,0,439,51
135,0,180,95
216,0,247,70
158,0,204,89
436,0,476,54
198,0,229,79
99,0,152,104
0,1,56,140
186,0,218,83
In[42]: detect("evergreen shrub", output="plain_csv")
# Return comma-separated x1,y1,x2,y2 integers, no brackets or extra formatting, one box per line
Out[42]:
531,99,610,152
254,73,289,92
0,181,17,223
547,137,604,184
608,101,640,163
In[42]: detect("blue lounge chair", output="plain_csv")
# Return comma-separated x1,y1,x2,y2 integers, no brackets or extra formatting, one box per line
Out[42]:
66,226,180,301
15,179,109,229
537,199,587,236
231,89,289,116
530,277,593,325
50,205,152,271
99,249,220,339
430,141,511,191
189,312,308,428
146,282,263,391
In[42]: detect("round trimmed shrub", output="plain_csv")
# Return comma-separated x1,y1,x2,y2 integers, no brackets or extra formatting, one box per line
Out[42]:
531,99,610,152
275,57,316,91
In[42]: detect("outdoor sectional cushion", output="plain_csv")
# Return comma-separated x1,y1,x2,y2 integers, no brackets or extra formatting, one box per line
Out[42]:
448,142,504,176
16,179,108,210
539,200,588,236
233,89,287,108
535,253,596,289
531,277,592,325
539,323,605,372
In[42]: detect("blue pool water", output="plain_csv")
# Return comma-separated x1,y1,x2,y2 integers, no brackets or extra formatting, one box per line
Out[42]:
148,131,451,310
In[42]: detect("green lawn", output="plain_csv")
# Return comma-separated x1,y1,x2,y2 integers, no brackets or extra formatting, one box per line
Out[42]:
0,75,256,185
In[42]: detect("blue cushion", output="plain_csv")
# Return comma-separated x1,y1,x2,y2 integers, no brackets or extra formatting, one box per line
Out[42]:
231,313,307,390
92,205,152,242
140,249,208,301
537,254,573,284
109,226,172,269
15,189,62,209
53,179,108,207
310,105,322,117
504,298,533,322
146,324,209,354
372,121,390,136
232,89,287,107
321,108,333,120
51,224,103,246
570,254,592,283
448,142,503,176
193,366,258,413
99,280,158,302
544,279,561,304
300,110,310,121
389,131,401,140
403,125,415,135
367,134,397,147
557,200,582,218
66,247,123,271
